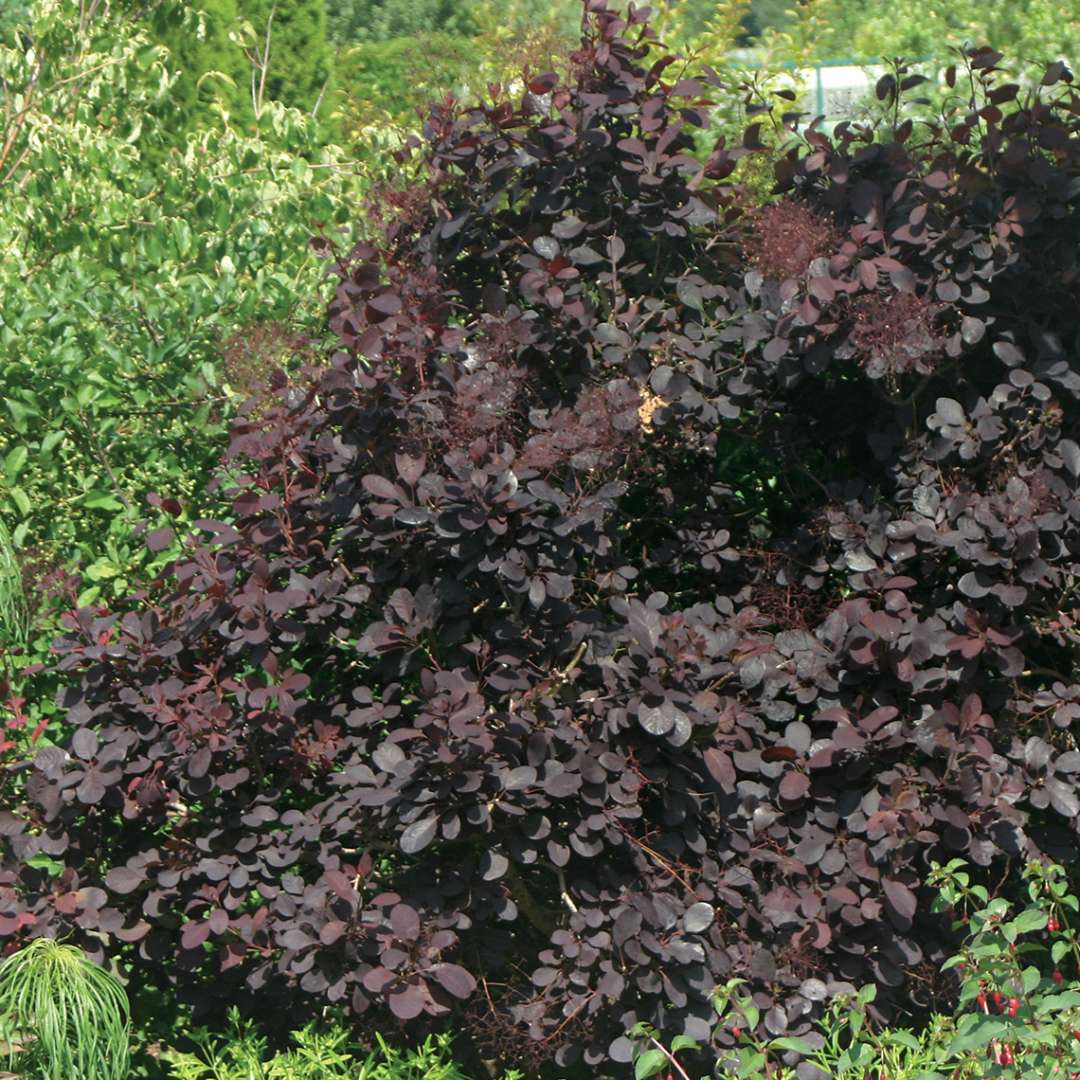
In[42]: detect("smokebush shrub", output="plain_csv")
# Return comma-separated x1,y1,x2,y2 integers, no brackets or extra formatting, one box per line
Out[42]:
3,2,1080,1073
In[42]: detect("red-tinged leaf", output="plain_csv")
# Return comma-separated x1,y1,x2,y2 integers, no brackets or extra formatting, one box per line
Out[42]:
105,866,144,894
947,635,984,658
147,527,174,553
324,869,358,904
779,771,810,801
882,878,917,921
1042,61,1066,85
743,122,765,150
861,706,899,733
388,985,425,1020
429,963,476,998
390,903,420,942
703,748,735,789
762,746,797,763
368,291,402,316
320,921,347,946
362,967,396,993
362,475,404,503
181,919,211,950
395,454,425,487
528,73,558,94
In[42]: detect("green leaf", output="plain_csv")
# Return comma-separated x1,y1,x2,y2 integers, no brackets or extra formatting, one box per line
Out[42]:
84,559,121,581
669,1035,699,1053
7,487,31,516
1011,908,1048,935
77,585,102,608
25,853,64,876
83,492,124,510
40,429,66,455
1034,990,1080,1015
634,1049,667,1079
949,1016,1007,1053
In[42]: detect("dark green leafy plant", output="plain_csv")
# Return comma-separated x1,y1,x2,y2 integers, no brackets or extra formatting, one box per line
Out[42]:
0,938,130,1080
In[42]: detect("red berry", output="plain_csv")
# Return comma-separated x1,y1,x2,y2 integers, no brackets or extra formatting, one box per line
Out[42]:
732,1026,740,1039
1055,969,1065,984
999,1044,1014,1065
977,991,988,1010
1008,997,1019,1018
1049,917,1060,932
993,990,1004,1010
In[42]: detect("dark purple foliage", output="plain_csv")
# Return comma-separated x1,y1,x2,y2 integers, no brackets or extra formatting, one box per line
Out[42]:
3,4,1080,1073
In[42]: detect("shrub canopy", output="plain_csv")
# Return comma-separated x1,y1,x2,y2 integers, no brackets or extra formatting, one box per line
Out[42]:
3,3,1080,1074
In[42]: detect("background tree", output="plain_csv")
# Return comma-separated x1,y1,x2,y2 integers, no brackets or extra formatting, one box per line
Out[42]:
0,1,31,36
142,0,251,125
238,0,332,114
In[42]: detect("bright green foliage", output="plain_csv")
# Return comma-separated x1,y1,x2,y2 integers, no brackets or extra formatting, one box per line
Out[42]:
334,32,482,135
0,938,131,1080
237,0,331,114
0,520,29,651
762,0,1080,63
0,0,363,748
165,1017,521,1080
0,1,358,590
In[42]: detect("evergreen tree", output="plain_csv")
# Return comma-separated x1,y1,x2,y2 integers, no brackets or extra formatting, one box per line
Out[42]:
238,0,331,114
145,0,251,125
324,0,473,43
0,1,32,38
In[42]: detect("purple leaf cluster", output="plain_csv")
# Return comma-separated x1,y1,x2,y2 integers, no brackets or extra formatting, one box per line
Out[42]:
2,5,1080,1074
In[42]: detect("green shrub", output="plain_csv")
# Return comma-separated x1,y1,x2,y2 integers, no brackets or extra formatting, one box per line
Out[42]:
164,1015,521,1080
0,938,130,1080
